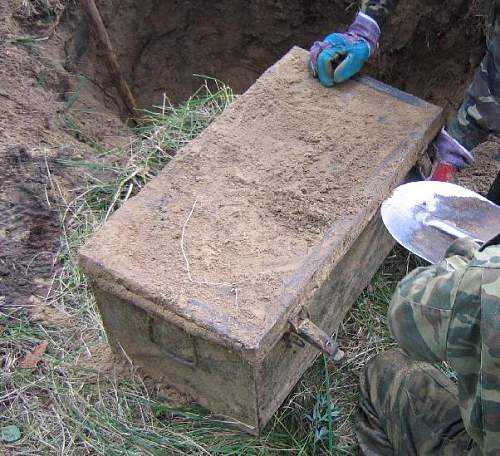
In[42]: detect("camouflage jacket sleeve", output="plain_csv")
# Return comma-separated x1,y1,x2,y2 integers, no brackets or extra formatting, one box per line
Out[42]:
360,0,399,28
388,238,500,454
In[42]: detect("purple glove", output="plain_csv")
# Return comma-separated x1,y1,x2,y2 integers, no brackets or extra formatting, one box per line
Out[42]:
433,129,474,169
346,12,380,56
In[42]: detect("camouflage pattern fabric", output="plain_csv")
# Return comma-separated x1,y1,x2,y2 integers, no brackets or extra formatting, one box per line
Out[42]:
357,350,476,455
450,1,500,150
357,237,500,455
361,0,500,151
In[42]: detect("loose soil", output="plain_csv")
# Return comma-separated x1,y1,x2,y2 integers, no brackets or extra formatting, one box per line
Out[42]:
80,48,441,350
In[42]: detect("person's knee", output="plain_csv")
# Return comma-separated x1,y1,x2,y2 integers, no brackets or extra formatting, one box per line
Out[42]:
360,349,415,411
364,350,412,386
362,349,457,413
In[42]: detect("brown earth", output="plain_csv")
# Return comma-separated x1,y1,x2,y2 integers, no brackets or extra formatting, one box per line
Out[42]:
0,149,59,308
458,140,500,195
0,0,128,308
0,0,491,311
88,0,485,117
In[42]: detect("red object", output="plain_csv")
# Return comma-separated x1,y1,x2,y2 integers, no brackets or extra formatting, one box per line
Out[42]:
431,162,458,182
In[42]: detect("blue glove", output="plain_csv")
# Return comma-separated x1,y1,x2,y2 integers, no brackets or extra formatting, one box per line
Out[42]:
313,34,370,86
309,12,380,87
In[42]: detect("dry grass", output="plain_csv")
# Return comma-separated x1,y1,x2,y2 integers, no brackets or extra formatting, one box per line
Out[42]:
0,80,414,455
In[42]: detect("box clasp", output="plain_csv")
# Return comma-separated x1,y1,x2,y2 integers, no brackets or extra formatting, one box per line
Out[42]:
290,316,345,362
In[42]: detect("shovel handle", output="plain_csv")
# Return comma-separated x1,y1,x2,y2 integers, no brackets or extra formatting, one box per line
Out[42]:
426,219,483,244
487,171,500,206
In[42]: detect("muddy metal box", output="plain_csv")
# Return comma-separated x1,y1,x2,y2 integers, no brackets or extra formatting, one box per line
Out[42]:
80,47,443,433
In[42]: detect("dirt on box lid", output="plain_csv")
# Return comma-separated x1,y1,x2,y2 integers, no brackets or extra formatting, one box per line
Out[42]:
79,47,442,354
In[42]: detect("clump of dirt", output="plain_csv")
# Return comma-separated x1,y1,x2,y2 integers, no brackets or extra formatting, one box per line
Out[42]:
76,343,191,406
29,295,72,327
458,140,500,195
0,146,59,306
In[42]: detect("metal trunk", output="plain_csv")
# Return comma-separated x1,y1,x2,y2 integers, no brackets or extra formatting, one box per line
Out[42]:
80,48,443,433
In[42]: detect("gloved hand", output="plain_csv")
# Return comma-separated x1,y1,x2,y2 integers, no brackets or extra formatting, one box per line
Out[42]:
430,129,474,182
444,237,480,261
309,12,380,87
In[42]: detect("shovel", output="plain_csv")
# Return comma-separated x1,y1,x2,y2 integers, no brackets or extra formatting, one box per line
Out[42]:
381,181,500,264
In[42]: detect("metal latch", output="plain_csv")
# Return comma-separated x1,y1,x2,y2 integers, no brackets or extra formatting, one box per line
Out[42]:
290,316,345,362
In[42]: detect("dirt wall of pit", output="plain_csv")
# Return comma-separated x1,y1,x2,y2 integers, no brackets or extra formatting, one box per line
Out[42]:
64,0,484,118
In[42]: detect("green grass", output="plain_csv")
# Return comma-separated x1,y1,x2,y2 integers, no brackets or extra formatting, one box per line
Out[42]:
0,80,414,455
0,35,48,50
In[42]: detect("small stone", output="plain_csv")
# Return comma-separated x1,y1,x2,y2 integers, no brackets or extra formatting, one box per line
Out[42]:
0,425,21,443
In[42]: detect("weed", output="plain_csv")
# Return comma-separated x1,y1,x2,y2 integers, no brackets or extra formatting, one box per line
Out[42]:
305,358,341,451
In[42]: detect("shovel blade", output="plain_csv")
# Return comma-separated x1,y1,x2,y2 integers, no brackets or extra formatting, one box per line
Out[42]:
381,182,500,264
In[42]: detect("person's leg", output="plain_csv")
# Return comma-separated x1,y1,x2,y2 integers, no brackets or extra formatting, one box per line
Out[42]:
448,4,500,150
356,350,474,455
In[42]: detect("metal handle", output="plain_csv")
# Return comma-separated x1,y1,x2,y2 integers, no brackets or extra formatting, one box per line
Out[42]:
148,318,197,368
290,317,345,362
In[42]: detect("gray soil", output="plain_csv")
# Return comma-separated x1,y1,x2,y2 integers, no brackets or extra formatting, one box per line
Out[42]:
80,48,441,349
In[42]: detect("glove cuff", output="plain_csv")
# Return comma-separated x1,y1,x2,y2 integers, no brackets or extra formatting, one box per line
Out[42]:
430,162,458,182
433,128,474,169
348,12,381,57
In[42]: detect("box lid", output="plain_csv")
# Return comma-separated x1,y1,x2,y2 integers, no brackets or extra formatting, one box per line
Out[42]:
80,47,442,361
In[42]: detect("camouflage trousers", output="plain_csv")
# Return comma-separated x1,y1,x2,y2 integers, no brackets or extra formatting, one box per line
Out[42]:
356,350,478,455
449,1,500,149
